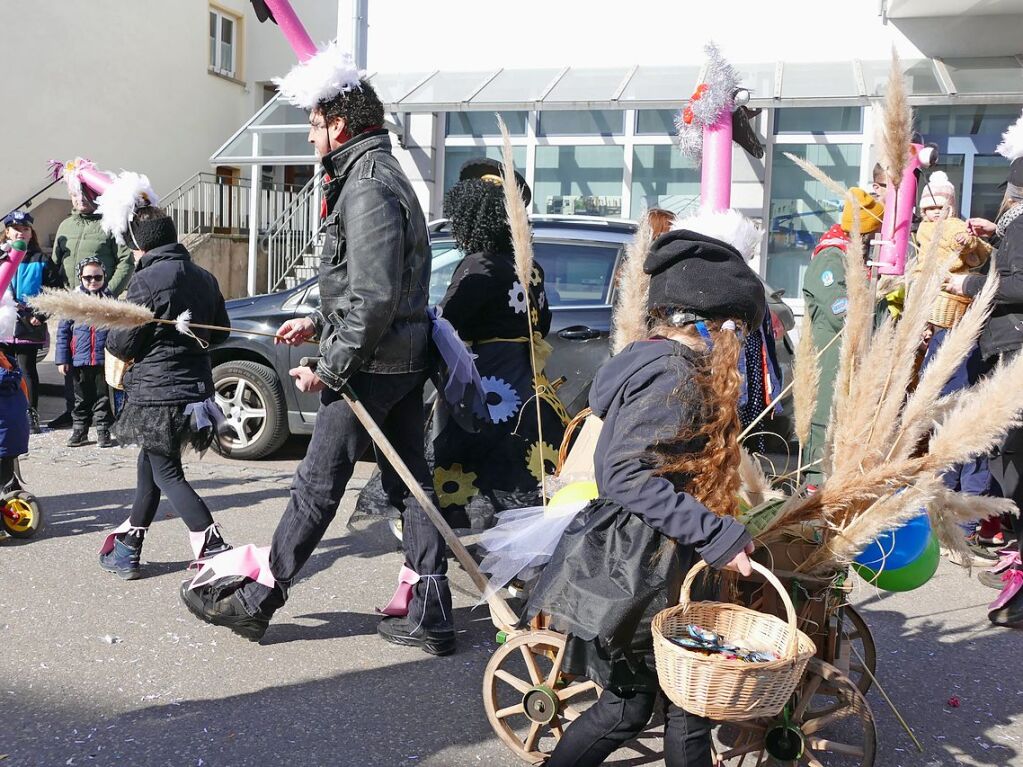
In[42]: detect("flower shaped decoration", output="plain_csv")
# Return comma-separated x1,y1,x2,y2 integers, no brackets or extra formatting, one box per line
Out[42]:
526,441,559,483
507,281,528,314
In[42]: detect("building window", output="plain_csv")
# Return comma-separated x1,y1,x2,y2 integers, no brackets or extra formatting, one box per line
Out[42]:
631,145,700,218
442,146,527,196
766,143,862,301
446,111,528,137
538,110,624,137
635,109,679,136
534,145,624,216
774,107,862,134
209,8,238,78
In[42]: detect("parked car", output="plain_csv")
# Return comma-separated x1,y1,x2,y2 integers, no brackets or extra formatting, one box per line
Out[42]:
213,216,796,459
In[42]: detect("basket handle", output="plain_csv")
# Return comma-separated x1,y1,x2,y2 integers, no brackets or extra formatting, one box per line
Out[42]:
679,559,800,661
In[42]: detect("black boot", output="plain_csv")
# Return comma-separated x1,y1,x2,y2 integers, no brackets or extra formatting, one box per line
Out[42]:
377,616,456,656
197,524,232,560
28,409,41,435
67,428,89,447
97,429,116,448
180,580,269,642
47,411,73,429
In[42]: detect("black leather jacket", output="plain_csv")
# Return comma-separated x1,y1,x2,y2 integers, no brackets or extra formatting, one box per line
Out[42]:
312,130,432,389
964,212,1023,361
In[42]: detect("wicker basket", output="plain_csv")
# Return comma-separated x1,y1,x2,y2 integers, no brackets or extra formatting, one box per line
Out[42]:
930,290,972,329
104,352,132,391
652,560,816,721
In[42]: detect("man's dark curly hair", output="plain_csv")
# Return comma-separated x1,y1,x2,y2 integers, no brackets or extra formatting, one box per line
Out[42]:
318,79,384,134
443,179,513,255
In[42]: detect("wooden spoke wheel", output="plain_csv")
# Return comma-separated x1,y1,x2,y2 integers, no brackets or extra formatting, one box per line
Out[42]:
836,606,876,696
483,630,601,765
715,659,877,767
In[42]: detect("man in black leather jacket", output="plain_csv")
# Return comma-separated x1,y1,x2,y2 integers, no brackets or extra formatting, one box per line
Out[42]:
182,80,455,654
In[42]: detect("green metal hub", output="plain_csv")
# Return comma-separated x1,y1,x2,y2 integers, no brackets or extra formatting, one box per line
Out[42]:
522,685,559,724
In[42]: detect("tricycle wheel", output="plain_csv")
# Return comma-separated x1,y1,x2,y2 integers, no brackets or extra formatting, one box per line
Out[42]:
483,630,601,764
2,491,43,538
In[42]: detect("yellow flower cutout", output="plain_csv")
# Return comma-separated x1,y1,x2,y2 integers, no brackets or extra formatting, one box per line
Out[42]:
434,464,479,508
526,441,559,483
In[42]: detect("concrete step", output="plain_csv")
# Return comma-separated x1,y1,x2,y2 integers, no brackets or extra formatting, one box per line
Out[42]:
293,264,317,281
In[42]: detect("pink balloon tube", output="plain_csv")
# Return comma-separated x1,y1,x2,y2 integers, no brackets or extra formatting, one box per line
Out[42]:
77,165,114,197
0,240,28,298
877,143,925,276
701,112,733,213
262,0,318,61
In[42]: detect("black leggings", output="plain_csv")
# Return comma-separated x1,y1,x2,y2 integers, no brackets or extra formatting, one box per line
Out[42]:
128,449,215,533
1,346,39,409
545,687,712,767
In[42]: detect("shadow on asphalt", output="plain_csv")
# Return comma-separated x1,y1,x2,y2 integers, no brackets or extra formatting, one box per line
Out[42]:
261,605,479,647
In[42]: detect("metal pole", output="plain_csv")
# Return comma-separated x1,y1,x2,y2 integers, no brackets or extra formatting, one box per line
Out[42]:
353,0,368,69
247,132,261,297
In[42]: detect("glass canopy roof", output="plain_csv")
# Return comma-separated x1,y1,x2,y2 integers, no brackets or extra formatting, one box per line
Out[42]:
212,56,1023,164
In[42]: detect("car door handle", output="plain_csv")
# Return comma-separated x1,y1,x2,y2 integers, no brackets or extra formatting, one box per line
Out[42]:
558,326,602,341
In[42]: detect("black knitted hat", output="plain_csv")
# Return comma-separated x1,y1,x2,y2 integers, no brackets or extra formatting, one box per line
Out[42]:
126,208,177,252
459,157,531,207
645,229,766,330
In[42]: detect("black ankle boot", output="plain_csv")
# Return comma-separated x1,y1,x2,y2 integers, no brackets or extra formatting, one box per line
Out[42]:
97,429,116,448
67,428,89,447
28,409,41,435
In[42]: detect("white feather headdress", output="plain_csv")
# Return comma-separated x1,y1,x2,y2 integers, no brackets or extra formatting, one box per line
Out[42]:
672,208,761,261
273,41,363,110
996,108,1023,162
95,172,159,246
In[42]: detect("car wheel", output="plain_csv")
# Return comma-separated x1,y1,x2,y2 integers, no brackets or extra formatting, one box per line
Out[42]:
213,360,289,460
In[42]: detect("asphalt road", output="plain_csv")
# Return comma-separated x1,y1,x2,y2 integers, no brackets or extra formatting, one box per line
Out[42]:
2,384,1023,767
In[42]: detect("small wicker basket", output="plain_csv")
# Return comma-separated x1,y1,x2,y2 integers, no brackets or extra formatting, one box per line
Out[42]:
930,290,972,329
104,352,132,391
652,560,816,721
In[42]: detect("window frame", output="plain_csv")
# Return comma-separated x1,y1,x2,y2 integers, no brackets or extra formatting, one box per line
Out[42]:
209,6,241,80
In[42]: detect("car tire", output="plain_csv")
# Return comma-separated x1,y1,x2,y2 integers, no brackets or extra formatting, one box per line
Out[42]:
212,360,289,460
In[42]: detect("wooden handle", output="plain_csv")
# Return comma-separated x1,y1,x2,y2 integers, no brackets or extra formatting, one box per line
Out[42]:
341,388,519,631
679,559,800,660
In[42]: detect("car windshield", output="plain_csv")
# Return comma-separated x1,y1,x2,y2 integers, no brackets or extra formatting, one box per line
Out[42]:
430,239,620,307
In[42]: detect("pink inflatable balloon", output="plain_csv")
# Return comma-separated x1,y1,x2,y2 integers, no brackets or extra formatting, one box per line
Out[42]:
877,143,937,276
0,239,28,298
701,112,733,213
261,0,318,61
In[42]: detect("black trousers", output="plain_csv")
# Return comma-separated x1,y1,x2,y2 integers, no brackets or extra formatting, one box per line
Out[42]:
128,449,215,533
0,346,39,410
545,687,713,767
236,371,451,631
71,365,113,429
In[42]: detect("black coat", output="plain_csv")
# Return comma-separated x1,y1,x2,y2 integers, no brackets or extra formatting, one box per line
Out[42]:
106,243,229,405
964,212,1023,361
313,130,432,390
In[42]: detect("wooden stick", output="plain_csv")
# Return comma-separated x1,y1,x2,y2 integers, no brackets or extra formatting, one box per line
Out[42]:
341,386,520,631
150,317,317,343
849,641,924,752
739,330,844,440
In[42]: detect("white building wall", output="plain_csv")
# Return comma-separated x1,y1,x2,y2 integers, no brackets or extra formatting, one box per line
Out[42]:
3,0,336,244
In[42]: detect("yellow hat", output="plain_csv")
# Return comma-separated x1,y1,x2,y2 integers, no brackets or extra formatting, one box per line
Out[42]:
840,187,885,235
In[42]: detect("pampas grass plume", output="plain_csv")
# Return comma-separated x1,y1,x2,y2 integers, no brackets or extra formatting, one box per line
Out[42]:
497,114,534,292
611,216,652,354
29,288,154,330
881,50,912,188
792,312,819,447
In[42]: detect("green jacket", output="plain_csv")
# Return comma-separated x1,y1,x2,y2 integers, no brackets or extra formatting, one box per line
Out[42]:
801,246,847,480
52,213,134,296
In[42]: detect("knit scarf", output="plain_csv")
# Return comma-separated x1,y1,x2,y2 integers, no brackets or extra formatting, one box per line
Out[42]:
812,223,850,258
996,201,1023,239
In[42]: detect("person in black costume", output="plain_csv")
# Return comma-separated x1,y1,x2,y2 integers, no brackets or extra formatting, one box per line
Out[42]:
522,223,761,766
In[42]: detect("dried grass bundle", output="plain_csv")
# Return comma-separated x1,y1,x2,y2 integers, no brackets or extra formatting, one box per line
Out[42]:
611,215,653,354
792,313,819,448
929,488,1017,559
738,448,777,509
497,114,534,292
30,288,155,329
880,50,912,188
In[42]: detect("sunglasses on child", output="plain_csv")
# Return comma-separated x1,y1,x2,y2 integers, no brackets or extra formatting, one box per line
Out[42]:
82,275,105,282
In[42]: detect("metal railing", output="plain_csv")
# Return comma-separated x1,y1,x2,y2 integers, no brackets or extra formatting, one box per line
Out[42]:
265,171,324,292
161,173,305,239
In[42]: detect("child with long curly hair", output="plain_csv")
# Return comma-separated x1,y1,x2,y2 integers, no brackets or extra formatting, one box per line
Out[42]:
517,217,763,767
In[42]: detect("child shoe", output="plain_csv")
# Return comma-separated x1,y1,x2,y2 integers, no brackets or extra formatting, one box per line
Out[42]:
67,428,89,447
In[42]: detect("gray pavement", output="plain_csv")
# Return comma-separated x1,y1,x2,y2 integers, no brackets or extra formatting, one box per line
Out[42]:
2,390,1023,766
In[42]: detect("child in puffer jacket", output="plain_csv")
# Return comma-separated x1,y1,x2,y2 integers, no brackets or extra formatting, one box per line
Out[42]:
55,257,115,448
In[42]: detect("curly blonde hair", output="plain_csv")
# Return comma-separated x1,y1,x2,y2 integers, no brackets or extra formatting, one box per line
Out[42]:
648,318,744,518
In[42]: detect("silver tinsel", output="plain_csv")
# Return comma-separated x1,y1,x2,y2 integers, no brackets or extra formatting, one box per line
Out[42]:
675,42,741,164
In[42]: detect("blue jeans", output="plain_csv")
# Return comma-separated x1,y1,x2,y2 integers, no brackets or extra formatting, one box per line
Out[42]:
237,370,452,631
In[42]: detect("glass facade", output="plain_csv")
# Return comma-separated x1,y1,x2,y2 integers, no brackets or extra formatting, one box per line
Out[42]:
538,110,624,137
446,111,528,137
442,146,527,196
534,145,624,216
766,144,862,301
630,145,700,218
774,107,863,134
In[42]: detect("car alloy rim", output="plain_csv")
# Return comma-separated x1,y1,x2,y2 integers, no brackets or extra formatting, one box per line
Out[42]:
214,376,268,449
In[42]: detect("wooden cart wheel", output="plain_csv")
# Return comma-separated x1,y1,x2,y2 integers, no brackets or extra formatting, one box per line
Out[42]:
715,658,877,767
836,606,877,696
483,630,601,765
